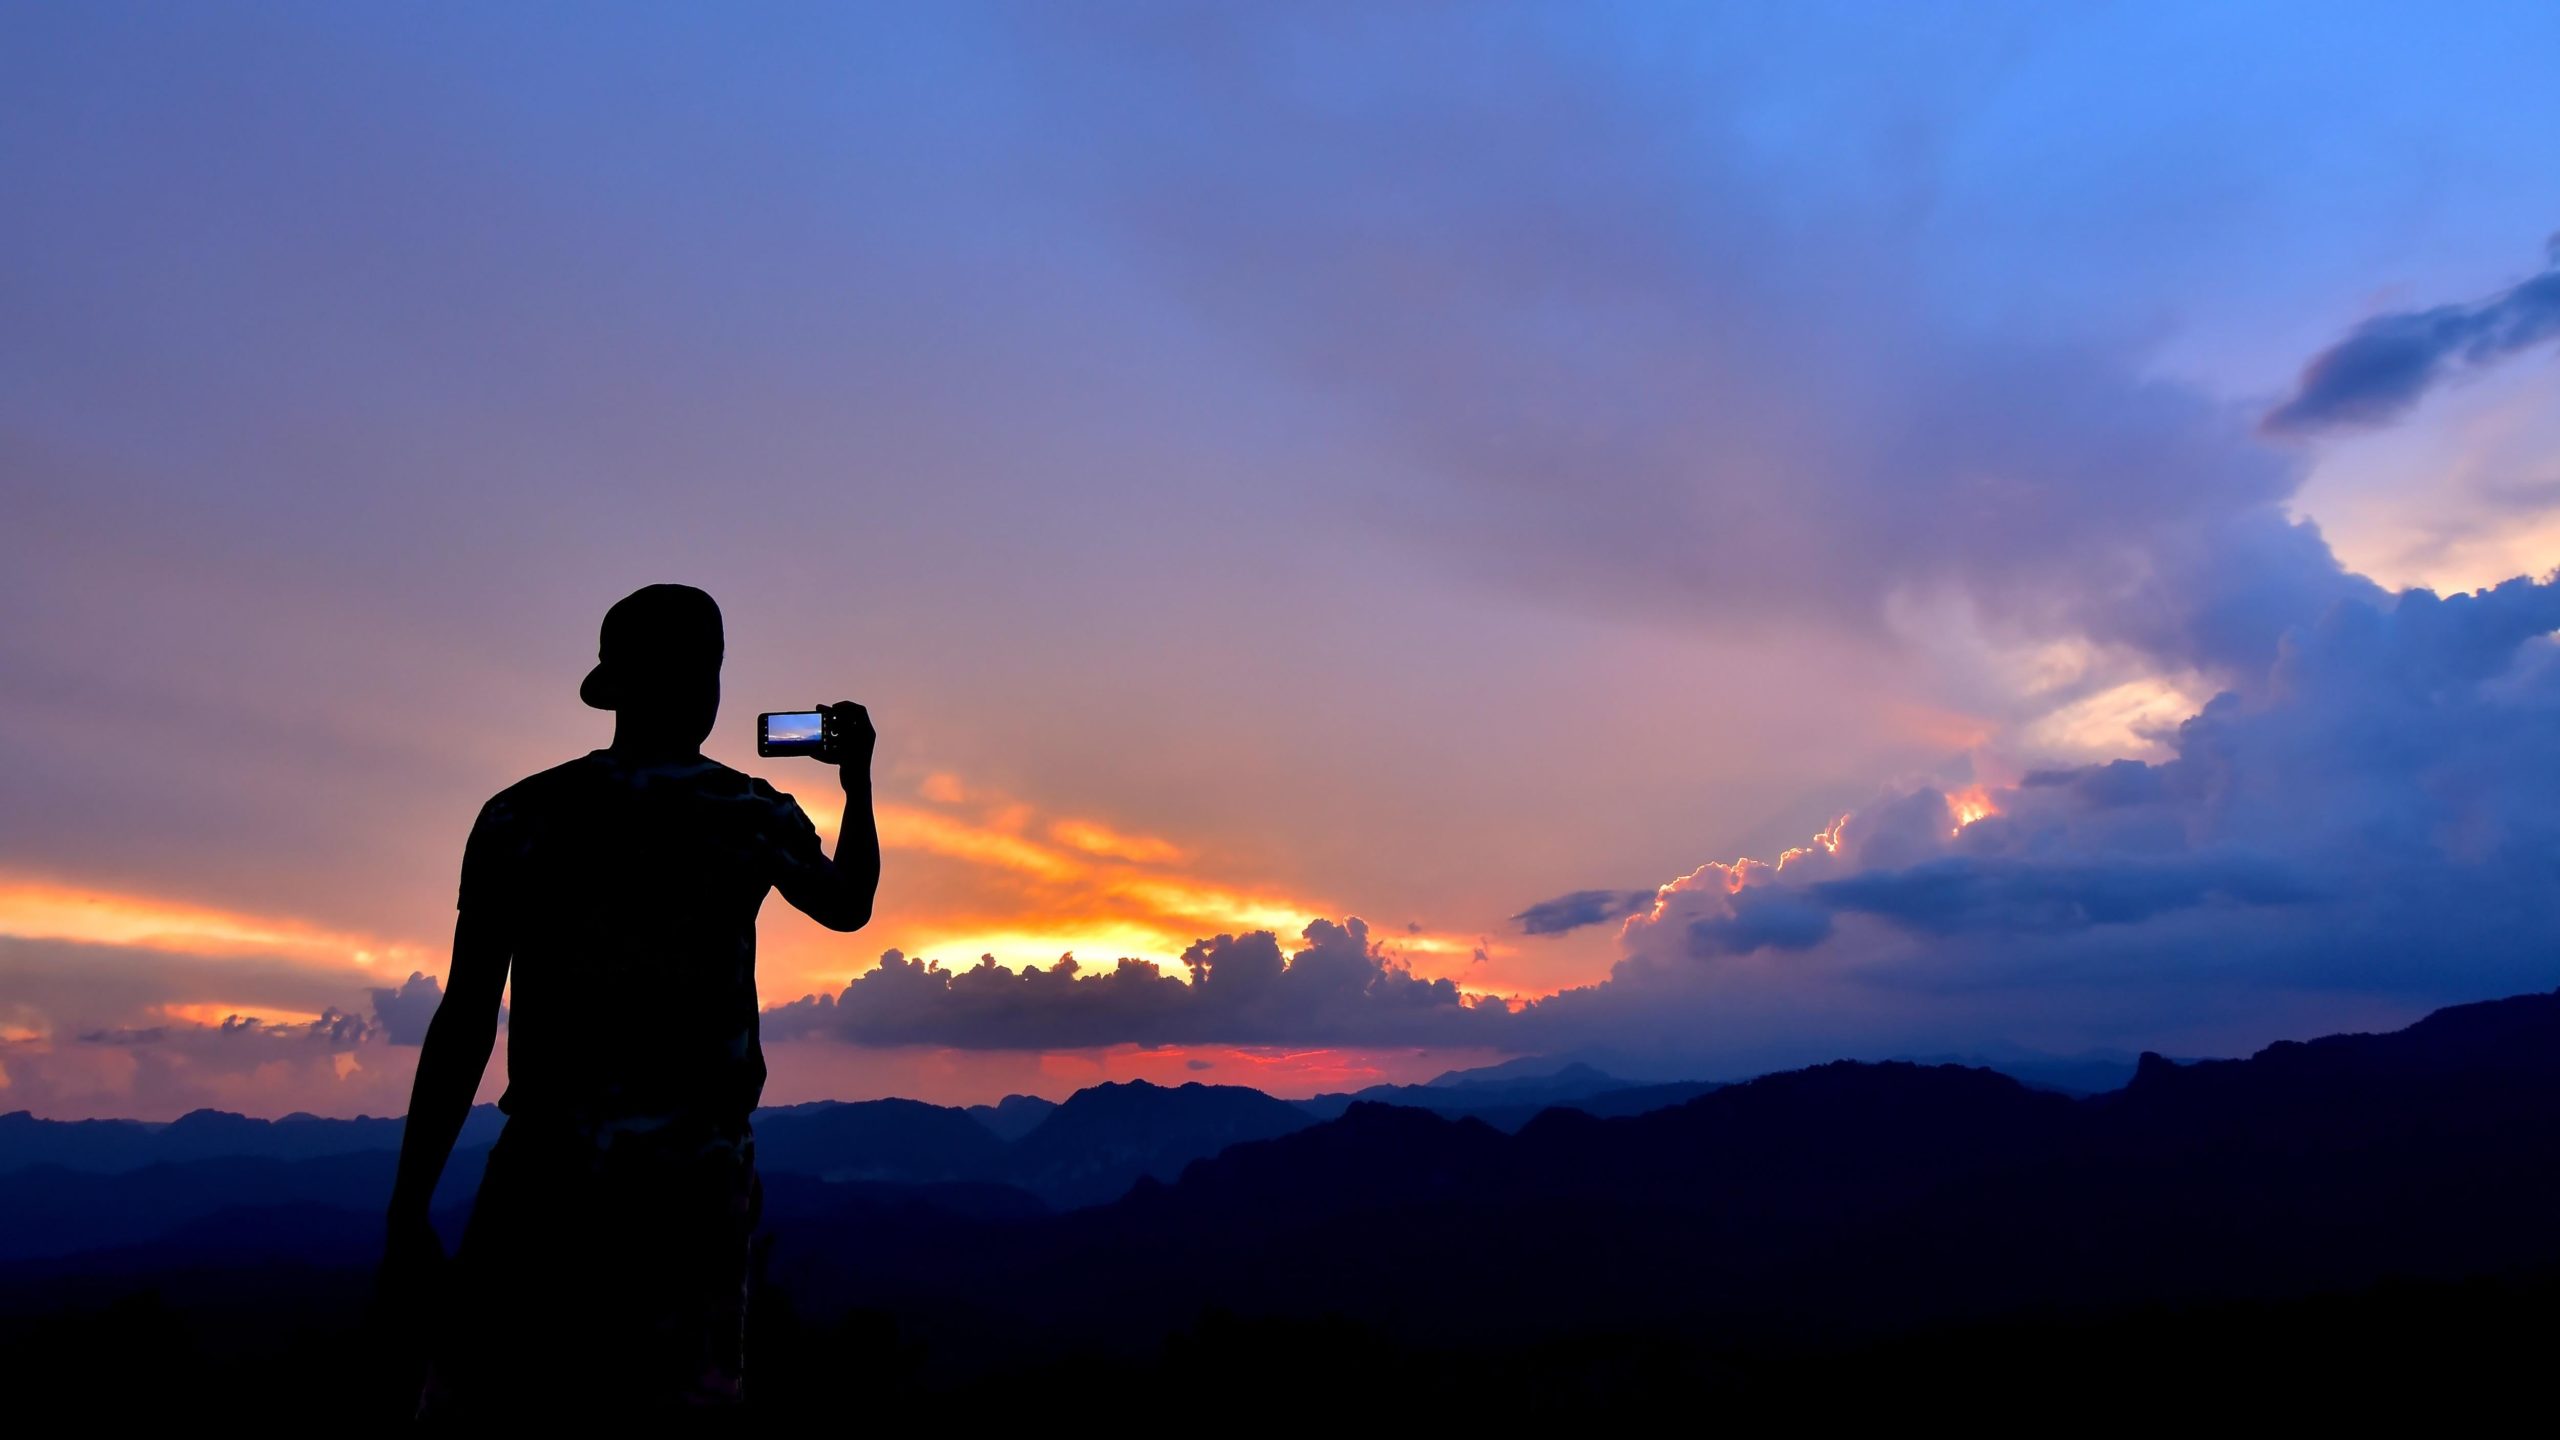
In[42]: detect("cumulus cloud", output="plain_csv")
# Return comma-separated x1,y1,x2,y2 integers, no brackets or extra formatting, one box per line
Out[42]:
816,573,2560,1064
768,917,1513,1050
0,936,435,1118
369,971,442,1044
2264,241,2560,436
5,1008,420,1121
1688,889,1838,956
1505,575,2560,1070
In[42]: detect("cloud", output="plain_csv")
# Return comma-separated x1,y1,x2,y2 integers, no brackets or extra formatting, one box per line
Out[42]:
1028,8,2390,686
72,1007,376,1049
785,781,1486,977
0,875,429,969
0,935,390,1039
369,971,442,1045
767,917,1513,1050
800,554,2560,1063
1504,575,2560,1071
1512,889,1654,937
5,10,2554,1100
1688,890,1836,956
2264,242,2560,436
1808,854,2311,937
5,1004,421,1122
0,935,441,1118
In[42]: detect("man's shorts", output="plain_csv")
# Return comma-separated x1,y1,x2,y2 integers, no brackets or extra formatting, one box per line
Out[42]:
433,1113,762,1418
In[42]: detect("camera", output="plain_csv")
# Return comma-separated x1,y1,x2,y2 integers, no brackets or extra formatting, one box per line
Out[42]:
757,705,847,762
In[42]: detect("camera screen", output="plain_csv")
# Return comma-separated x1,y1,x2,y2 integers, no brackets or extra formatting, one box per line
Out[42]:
765,711,824,745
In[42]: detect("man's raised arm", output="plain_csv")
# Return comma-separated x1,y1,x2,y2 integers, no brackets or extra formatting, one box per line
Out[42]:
779,700,881,933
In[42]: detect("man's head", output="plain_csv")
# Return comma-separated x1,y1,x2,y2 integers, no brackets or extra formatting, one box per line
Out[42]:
581,584,723,745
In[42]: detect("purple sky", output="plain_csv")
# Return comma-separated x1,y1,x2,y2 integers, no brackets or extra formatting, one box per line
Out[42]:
6,3,2560,1117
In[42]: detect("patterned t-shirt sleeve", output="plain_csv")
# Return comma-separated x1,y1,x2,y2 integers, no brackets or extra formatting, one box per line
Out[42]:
754,782,830,895
458,791,528,913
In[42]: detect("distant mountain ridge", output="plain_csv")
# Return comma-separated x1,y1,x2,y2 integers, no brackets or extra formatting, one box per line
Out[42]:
1299,1061,1722,1129
0,1065,1723,1195
753,1098,1008,1183
685,984,2560,1360
755,1080,1318,1206
966,1093,1059,1141
0,1049,2134,1181
0,1079,1334,1257
1004,1080,1315,1207
10,985,2560,1428
20,992,2552,1275
0,1106,505,1176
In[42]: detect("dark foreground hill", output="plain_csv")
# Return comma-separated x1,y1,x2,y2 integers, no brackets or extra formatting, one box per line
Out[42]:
752,988,2560,1403
8,989,2560,1421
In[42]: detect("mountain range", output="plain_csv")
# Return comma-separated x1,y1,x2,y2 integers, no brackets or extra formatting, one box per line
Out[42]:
8,989,2560,1419
0,1052,1730,1253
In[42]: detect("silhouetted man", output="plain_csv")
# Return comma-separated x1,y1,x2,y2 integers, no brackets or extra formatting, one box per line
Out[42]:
384,583,879,1417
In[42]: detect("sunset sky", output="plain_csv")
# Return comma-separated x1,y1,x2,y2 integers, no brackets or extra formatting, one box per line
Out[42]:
8,3,2560,1119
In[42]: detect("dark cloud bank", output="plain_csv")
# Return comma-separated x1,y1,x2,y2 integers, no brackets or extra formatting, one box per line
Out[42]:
784,571,2560,1070
776,212,2560,1066
1512,572,2560,1069
767,919,1511,1051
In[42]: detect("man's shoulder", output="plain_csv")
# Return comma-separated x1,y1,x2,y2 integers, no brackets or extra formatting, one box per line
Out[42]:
477,753,808,825
725,764,815,820
483,752,614,811
659,756,787,806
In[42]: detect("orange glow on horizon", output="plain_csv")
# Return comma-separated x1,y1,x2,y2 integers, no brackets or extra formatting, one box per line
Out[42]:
9,772,1545,1071
0,874,423,973
757,1039,1516,1107
156,1002,332,1030
780,775,1502,992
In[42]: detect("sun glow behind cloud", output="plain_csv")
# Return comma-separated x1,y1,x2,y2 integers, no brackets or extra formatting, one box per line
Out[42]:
0,772,1523,1114
1946,786,1997,836
774,777,1496,999
3,765,1508,1044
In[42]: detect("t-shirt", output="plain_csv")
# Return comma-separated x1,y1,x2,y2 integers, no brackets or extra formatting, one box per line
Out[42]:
459,750,827,1128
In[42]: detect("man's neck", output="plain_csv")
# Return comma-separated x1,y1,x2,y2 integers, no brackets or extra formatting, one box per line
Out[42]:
607,720,703,764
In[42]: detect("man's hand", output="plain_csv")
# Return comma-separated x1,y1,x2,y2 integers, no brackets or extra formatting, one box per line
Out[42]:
380,1206,446,1296
779,701,882,932
375,1204,448,1341
828,701,876,789
370,1206,448,1411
